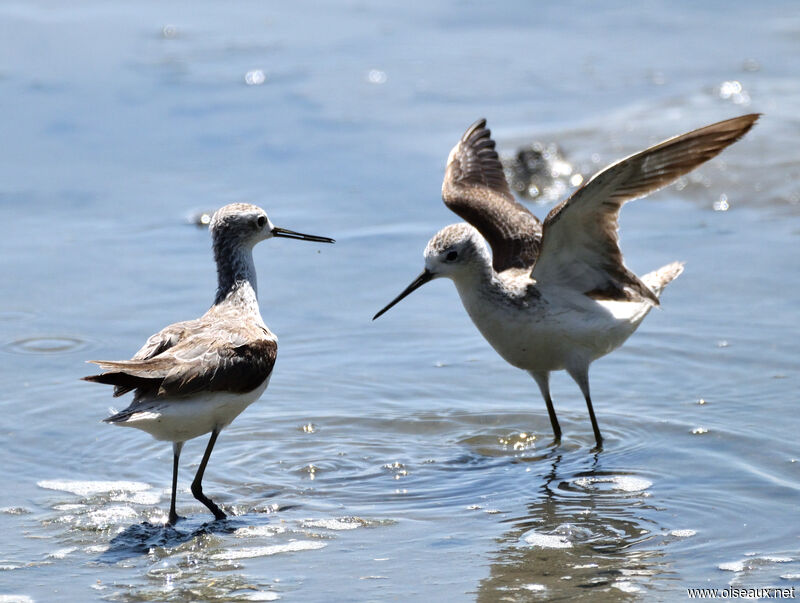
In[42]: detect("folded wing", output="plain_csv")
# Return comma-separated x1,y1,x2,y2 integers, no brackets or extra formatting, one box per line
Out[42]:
84,332,277,398
106,319,200,396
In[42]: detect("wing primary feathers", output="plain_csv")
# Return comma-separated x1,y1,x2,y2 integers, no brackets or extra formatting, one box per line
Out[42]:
531,114,759,301
83,338,278,399
442,119,543,271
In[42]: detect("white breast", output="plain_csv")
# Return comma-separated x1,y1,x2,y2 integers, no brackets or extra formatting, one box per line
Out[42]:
455,280,654,373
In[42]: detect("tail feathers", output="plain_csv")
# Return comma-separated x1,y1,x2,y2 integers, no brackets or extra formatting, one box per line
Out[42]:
113,386,134,397
86,359,143,371
103,406,138,423
82,371,161,397
642,261,685,298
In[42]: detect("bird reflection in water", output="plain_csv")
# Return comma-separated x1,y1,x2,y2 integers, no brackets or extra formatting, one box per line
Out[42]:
478,453,669,600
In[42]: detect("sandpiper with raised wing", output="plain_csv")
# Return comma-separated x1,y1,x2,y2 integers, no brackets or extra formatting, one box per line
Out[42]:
374,115,758,449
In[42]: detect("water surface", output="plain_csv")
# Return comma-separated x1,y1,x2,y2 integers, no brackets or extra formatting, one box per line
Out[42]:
1,1,799,601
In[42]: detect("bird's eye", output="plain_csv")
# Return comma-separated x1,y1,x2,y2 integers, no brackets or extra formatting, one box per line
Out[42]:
257,216,266,228
446,250,458,261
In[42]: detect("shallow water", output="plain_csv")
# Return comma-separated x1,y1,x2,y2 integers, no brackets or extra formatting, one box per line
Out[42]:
1,1,799,601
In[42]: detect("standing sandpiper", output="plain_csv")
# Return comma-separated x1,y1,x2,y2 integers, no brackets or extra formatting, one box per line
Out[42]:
374,115,758,449
84,203,334,524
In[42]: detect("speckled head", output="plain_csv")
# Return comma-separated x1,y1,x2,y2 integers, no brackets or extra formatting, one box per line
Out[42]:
210,203,334,304
210,202,335,249
423,223,490,278
210,203,274,248
373,222,490,320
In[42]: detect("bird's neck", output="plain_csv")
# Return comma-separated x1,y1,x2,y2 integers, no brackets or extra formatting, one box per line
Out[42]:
452,256,495,299
214,239,258,306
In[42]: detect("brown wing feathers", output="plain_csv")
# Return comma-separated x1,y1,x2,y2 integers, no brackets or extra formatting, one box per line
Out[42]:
83,339,277,398
442,119,542,272
579,113,759,208
446,119,513,195
83,370,161,397
533,114,759,302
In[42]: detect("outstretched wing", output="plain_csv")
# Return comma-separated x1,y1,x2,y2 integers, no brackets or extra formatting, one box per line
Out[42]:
442,119,542,272
530,114,759,302
84,332,277,397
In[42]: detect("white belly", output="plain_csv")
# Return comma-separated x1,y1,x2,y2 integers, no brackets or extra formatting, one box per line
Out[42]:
115,377,271,442
458,283,654,373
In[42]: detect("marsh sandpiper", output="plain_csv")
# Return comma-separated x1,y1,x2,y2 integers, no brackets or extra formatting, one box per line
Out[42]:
374,115,758,449
84,203,334,524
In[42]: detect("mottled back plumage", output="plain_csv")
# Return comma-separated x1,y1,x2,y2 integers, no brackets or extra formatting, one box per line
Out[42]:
86,308,277,416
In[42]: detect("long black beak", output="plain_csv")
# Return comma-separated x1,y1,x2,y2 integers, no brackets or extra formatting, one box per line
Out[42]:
271,226,335,244
373,269,434,320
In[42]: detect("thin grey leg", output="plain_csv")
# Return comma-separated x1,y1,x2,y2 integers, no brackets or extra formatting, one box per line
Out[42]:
530,371,562,443
567,365,603,450
168,441,184,526
191,429,226,520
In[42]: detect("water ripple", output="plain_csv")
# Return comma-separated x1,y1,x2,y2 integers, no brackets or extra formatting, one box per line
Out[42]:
4,335,89,355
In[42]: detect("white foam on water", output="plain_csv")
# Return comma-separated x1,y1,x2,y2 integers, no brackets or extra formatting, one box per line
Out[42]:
0,596,35,603
110,490,161,505
233,525,286,538
84,545,109,554
781,573,800,580
573,475,652,492
670,529,697,538
613,580,643,593
0,507,31,515
53,504,85,512
522,583,547,592
301,518,363,531
211,540,326,560
761,555,792,563
47,547,77,559
37,480,151,496
521,530,572,549
610,476,653,492
239,593,280,601
86,505,138,526
719,560,746,572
